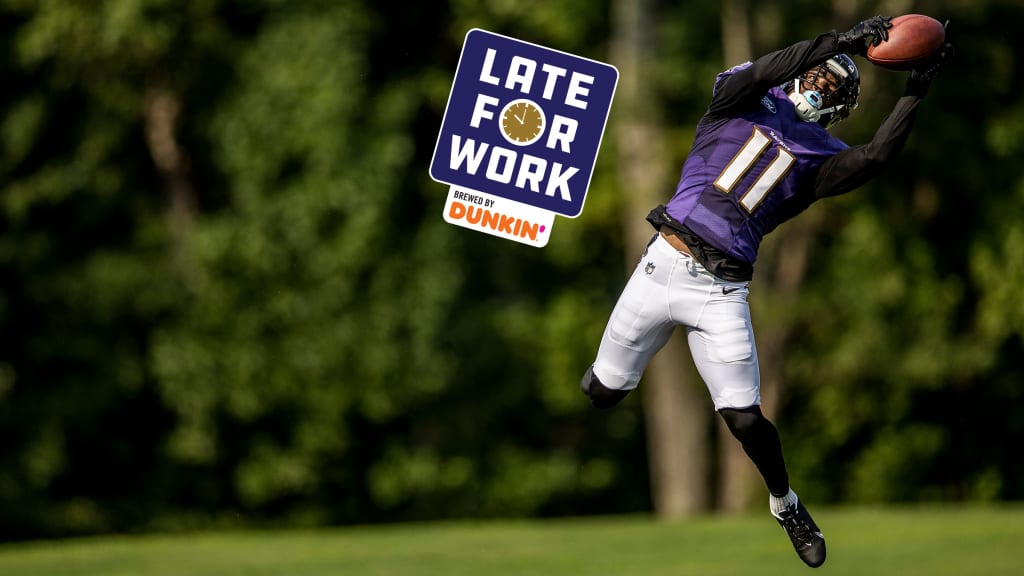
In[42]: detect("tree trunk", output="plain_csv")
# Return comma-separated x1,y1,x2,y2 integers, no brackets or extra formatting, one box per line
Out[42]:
720,0,752,69
143,83,197,273
611,0,710,519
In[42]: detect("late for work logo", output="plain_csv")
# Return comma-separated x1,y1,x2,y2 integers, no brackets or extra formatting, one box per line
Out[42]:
430,29,618,247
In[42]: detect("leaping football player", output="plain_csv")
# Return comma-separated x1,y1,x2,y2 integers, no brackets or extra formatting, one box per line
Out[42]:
581,15,953,568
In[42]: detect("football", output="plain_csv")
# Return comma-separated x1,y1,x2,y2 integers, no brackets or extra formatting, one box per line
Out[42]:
866,14,946,70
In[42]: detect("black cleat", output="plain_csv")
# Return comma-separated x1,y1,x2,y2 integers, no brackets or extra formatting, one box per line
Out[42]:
774,500,826,568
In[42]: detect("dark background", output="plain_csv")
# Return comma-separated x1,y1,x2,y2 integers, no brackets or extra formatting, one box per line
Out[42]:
1,0,1020,541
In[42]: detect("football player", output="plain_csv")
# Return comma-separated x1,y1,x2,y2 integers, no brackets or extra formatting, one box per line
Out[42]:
581,15,952,568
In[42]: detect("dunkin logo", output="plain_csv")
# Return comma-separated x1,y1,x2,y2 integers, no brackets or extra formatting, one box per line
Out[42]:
448,201,546,241
443,188,552,246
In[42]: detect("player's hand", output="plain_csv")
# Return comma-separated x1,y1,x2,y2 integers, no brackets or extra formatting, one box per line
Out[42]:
907,21,954,95
838,15,893,56
910,42,954,83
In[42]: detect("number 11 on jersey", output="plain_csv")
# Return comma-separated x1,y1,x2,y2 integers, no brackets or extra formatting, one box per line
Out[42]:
714,127,795,213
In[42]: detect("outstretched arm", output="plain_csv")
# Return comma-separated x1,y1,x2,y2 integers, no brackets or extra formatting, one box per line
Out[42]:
811,95,921,199
708,17,892,118
707,32,839,118
811,39,955,199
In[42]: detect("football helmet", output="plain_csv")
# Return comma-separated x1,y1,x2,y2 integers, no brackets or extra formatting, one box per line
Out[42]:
785,54,860,129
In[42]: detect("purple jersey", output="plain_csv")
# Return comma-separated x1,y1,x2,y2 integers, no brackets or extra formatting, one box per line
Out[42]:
665,63,848,265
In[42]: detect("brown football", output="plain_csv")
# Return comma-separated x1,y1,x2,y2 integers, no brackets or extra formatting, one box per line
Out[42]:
866,14,946,70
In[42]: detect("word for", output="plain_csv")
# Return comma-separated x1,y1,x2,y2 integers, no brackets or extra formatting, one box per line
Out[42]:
469,94,579,153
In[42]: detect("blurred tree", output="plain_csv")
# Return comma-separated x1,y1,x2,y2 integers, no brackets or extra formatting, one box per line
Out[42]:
0,0,1021,543
149,0,468,523
361,0,652,522
610,0,711,519
777,1,1024,504
0,0,225,537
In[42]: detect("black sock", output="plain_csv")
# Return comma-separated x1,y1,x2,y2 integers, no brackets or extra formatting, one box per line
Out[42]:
719,406,790,497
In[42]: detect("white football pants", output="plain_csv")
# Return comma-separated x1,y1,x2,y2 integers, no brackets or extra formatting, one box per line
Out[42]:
591,233,760,410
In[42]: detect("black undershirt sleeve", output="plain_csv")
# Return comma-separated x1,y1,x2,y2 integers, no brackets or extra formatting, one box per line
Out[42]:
708,32,841,118
652,32,925,280
705,27,924,200
812,93,923,199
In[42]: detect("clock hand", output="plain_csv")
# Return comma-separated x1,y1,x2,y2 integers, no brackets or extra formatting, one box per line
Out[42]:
514,113,524,124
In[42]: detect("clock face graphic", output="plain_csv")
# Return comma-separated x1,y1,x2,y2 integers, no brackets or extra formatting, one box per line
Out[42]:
500,99,546,146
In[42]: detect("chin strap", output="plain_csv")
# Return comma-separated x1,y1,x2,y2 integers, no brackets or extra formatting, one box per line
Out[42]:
788,81,845,124
788,82,823,122
787,58,855,127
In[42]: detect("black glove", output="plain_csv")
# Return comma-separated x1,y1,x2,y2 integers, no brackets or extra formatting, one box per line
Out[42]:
838,15,893,56
905,42,954,96
906,21,955,96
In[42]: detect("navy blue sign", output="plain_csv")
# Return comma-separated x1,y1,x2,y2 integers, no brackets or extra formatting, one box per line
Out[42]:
430,29,618,218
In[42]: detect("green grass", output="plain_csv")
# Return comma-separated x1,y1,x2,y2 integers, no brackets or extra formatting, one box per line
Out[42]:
1,506,1022,575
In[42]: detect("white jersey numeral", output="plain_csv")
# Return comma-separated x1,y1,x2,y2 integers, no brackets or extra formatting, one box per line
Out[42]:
713,127,795,213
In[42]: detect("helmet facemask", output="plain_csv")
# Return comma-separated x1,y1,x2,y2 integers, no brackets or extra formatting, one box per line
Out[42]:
786,54,860,129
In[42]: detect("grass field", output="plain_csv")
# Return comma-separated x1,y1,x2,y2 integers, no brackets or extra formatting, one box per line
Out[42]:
0,506,1022,575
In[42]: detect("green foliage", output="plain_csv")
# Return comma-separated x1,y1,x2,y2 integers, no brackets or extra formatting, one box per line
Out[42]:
1,0,1023,541
775,2,1024,506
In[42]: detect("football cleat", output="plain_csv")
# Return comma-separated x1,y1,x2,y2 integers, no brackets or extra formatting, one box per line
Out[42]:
774,500,826,568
